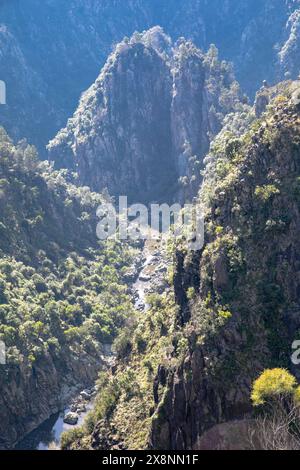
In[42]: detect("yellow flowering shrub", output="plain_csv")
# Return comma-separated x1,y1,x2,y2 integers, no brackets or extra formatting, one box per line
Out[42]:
251,368,297,406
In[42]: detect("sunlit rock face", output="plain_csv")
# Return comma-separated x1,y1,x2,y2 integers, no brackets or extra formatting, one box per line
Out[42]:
279,7,300,79
1,0,299,151
48,28,242,204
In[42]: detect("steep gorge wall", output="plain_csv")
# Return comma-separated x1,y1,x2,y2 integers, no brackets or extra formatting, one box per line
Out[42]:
0,352,101,449
63,83,300,452
48,28,242,204
149,84,300,449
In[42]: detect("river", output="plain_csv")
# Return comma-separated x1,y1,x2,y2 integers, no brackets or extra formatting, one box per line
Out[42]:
15,392,96,450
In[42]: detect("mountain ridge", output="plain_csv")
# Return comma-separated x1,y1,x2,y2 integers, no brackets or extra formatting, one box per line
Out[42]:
1,0,300,150
48,27,245,204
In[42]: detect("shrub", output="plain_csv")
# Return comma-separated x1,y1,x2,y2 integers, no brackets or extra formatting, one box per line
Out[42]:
112,328,132,358
251,368,297,406
218,308,232,320
60,427,84,450
254,184,280,203
146,293,162,309
135,333,147,353
294,386,300,405
186,287,195,301
250,370,300,450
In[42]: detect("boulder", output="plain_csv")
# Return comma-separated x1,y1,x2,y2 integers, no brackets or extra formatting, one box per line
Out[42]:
63,412,79,425
76,404,87,413
139,273,151,282
80,391,91,401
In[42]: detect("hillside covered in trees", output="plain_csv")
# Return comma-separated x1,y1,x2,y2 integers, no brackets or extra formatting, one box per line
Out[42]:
0,128,137,448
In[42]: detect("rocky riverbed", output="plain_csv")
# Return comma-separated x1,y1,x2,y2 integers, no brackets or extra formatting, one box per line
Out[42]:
14,347,114,450
132,238,171,312
15,387,98,450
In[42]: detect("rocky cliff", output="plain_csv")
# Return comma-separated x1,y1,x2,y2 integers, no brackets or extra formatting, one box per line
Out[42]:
0,0,300,150
279,6,300,79
48,28,243,203
64,81,300,450
0,350,101,449
150,81,300,449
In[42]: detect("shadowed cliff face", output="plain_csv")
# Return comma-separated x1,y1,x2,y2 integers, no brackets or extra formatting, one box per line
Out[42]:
0,0,299,150
48,30,175,204
48,28,243,204
0,352,101,449
150,83,300,449
0,25,51,148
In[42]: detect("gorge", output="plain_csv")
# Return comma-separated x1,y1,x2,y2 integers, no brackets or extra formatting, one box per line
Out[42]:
1,0,300,452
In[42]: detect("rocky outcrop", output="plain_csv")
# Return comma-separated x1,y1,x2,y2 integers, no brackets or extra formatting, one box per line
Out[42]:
149,84,300,449
48,28,175,203
48,28,242,204
279,7,300,79
63,412,79,425
1,1,299,149
255,79,300,117
150,343,252,450
195,420,256,450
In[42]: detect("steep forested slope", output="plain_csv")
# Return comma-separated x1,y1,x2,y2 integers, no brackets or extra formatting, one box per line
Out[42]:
62,81,300,450
151,81,300,449
0,128,137,448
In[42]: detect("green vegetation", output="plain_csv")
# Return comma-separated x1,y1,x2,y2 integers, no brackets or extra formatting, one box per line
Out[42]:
198,87,300,372
250,369,300,450
186,287,195,301
59,83,300,450
0,126,136,373
61,290,177,450
254,185,280,203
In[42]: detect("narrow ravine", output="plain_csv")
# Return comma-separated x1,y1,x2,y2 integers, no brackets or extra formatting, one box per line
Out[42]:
15,349,114,450
15,238,170,450
15,389,97,450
